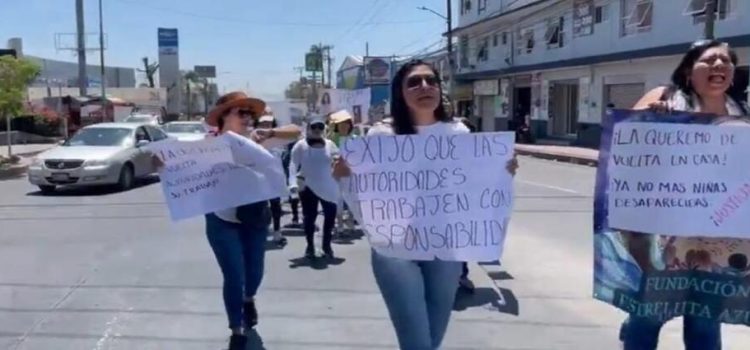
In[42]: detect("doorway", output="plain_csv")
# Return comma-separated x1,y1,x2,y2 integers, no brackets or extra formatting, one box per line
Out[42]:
512,87,531,129
549,82,579,136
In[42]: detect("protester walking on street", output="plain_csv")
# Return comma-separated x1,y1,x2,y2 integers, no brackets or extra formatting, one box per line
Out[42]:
289,118,340,259
620,40,749,350
255,114,289,247
329,110,358,237
203,91,301,350
282,141,301,226
333,60,518,350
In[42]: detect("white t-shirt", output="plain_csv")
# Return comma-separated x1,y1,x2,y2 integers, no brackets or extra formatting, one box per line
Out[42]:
289,139,340,204
367,120,470,136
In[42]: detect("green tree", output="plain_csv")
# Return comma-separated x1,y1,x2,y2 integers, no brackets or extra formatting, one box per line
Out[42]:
0,56,40,119
284,81,306,100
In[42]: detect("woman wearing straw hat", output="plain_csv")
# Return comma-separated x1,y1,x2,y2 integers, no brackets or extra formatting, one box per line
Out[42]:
204,91,300,350
329,110,359,237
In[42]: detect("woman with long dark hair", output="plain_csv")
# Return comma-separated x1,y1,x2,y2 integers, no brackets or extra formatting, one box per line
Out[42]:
620,40,748,350
335,60,517,349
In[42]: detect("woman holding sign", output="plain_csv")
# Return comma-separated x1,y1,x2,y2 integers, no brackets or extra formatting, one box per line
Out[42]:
204,92,301,350
619,40,749,350
333,60,518,350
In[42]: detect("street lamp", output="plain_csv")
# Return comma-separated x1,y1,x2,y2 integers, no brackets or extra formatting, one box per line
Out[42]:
417,2,454,105
417,6,447,20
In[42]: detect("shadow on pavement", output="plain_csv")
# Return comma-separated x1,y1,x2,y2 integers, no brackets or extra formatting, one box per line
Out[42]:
453,287,520,316
332,229,364,245
288,256,346,270
25,176,160,197
281,227,305,237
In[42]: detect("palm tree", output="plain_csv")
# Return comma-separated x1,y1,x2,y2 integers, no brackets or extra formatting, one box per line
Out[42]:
183,71,201,119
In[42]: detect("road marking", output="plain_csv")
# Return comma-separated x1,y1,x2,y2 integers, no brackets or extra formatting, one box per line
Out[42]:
518,180,581,194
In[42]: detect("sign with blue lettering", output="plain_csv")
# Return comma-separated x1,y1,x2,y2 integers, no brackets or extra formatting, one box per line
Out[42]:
594,109,750,325
158,28,179,55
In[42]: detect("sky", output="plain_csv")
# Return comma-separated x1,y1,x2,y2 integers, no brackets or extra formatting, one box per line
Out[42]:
1,0,452,101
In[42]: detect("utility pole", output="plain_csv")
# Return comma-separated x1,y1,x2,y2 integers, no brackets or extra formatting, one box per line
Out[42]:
75,0,87,96
98,0,106,112
323,45,334,88
703,0,716,40
446,0,454,102
366,42,369,57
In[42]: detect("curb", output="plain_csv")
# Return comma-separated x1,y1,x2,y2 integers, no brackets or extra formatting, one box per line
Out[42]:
0,163,29,180
515,147,599,167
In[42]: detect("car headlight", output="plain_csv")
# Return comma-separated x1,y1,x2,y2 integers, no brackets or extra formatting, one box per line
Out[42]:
84,159,110,167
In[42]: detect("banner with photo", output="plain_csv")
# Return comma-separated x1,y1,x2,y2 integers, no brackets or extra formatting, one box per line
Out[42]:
318,88,371,124
364,57,392,85
594,109,750,325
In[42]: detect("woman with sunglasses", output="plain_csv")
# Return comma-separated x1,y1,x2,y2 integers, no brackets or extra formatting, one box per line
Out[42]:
204,92,301,350
619,40,748,350
289,118,340,259
334,60,518,349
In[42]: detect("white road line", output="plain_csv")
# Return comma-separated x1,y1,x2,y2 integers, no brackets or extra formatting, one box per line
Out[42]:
518,179,581,194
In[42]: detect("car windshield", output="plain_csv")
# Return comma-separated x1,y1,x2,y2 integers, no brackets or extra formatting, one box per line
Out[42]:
125,115,155,123
64,128,132,147
164,123,205,134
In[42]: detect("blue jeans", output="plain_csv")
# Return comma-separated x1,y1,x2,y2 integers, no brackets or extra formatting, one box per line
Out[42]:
620,316,722,350
371,250,463,350
205,213,268,329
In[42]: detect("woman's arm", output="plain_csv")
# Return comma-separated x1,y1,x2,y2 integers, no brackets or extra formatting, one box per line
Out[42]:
272,124,302,139
288,141,303,187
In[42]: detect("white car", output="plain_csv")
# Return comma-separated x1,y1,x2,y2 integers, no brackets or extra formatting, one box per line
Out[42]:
163,121,207,142
28,123,169,194
124,113,162,126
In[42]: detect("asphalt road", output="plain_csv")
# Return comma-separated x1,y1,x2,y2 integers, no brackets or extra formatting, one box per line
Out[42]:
1,157,749,350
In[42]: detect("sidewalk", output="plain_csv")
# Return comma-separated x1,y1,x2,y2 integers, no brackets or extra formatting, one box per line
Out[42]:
0,143,55,180
515,143,599,166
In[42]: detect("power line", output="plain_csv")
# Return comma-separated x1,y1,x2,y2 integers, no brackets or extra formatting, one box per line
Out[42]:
114,0,436,27
333,0,384,45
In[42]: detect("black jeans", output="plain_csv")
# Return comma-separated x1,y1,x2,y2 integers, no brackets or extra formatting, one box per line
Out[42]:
300,188,337,250
289,196,299,222
269,198,282,232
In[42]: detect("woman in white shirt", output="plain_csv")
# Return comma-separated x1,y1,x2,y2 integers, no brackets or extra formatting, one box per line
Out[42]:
289,119,340,259
334,61,517,350
255,114,289,247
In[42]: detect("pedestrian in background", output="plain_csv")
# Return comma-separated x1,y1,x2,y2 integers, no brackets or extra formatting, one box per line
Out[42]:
456,116,477,295
333,60,518,350
203,91,300,350
255,114,289,247
329,110,358,237
620,40,748,350
289,118,340,259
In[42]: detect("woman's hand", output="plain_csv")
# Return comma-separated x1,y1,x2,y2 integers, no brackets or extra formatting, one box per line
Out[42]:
250,129,273,143
506,153,519,176
648,100,673,114
332,157,351,179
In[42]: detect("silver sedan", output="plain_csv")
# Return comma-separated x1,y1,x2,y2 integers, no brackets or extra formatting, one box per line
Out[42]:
28,122,169,194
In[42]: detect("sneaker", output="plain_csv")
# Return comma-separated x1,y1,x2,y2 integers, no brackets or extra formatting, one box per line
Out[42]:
228,334,247,350
305,245,316,259
243,299,258,328
323,246,335,259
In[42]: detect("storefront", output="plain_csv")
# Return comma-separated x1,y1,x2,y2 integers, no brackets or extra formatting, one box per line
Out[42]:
473,79,499,132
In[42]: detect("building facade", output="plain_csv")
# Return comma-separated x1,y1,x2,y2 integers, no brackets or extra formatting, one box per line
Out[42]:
453,0,750,146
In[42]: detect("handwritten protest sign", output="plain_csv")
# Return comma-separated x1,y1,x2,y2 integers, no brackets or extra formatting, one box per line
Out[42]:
594,109,750,326
340,132,515,261
149,132,287,221
607,120,750,237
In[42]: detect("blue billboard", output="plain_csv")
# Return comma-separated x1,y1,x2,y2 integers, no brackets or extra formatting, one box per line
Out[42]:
158,28,178,54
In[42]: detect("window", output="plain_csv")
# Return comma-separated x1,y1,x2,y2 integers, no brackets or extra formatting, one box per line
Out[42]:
478,0,487,14
459,35,470,68
135,127,151,142
595,4,609,23
621,0,653,36
492,33,499,47
502,32,508,45
685,0,733,23
146,126,169,141
516,27,535,55
545,17,565,49
462,0,472,14
477,36,489,62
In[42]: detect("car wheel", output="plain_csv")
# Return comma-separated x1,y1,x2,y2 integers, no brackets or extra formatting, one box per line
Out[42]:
117,164,135,191
38,185,56,194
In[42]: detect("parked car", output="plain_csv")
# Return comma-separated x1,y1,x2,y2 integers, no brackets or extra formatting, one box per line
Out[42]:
124,113,162,126
163,121,207,141
28,123,169,194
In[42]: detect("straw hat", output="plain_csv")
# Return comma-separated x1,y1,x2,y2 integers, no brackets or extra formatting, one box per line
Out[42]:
329,109,353,124
206,91,266,127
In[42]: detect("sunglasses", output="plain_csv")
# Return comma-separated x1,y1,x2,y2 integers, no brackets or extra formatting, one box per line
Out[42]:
310,123,325,131
236,109,254,118
405,75,439,89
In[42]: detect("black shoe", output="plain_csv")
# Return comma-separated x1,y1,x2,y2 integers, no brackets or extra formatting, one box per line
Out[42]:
305,246,316,259
458,277,475,293
323,246,335,259
274,237,288,247
228,334,247,350
244,300,258,328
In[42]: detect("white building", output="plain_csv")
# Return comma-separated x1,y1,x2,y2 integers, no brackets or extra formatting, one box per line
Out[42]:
452,0,750,146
